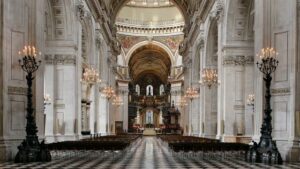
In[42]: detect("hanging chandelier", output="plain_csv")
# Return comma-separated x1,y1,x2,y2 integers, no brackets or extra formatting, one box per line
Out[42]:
81,66,101,85
184,87,199,101
112,95,124,106
200,68,218,88
176,96,188,107
101,86,115,100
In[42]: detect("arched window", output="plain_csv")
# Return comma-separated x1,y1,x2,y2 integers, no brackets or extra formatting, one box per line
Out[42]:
135,84,140,95
146,85,153,96
159,84,165,95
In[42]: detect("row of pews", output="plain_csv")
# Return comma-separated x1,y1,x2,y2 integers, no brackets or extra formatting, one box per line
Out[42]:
158,135,249,159
46,134,141,159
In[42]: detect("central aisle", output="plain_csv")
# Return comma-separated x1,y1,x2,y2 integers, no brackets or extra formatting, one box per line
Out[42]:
1,137,298,169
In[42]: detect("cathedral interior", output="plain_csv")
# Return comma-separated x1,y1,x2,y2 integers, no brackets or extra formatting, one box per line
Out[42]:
0,0,300,168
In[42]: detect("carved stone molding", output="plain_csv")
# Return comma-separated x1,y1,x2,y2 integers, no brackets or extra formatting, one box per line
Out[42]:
8,86,27,95
95,29,103,48
271,88,290,96
234,105,245,110
209,0,224,22
45,55,76,65
223,55,254,66
54,103,65,109
77,1,91,20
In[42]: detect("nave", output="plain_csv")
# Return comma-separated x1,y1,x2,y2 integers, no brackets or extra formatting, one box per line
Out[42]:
0,137,299,169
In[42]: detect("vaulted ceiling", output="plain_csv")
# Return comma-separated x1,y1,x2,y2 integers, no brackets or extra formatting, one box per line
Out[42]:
129,44,171,84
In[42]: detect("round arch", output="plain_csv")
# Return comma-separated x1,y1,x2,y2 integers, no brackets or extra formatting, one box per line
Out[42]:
125,40,175,66
203,16,218,68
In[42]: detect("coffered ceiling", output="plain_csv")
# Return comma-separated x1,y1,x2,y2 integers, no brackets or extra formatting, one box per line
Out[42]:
129,44,171,84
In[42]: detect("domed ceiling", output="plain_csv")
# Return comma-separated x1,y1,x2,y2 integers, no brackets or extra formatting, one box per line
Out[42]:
116,1,184,30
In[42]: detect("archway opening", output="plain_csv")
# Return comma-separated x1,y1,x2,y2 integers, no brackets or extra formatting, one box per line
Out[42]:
127,44,172,131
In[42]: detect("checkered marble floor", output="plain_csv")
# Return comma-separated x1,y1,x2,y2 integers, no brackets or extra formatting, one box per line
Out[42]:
1,137,299,169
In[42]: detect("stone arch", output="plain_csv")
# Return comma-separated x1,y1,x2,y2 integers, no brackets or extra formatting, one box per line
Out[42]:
125,41,175,66
225,0,254,42
202,15,219,138
205,18,218,67
45,0,75,41
78,3,95,64
193,35,204,82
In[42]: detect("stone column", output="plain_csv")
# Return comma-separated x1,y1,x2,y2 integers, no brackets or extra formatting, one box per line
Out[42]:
216,6,224,140
118,83,129,132
97,84,108,135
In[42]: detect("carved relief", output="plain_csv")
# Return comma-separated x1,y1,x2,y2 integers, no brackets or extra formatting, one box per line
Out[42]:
8,86,27,95
234,105,245,110
271,88,290,96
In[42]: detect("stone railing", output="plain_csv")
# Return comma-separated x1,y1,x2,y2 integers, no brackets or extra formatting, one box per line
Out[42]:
115,19,184,35
116,18,184,27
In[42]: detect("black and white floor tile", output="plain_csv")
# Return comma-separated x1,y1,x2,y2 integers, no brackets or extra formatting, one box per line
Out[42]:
0,137,299,169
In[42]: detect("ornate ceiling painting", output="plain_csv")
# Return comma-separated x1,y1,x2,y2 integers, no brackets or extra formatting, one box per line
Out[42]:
117,34,183,54
117,35,147,53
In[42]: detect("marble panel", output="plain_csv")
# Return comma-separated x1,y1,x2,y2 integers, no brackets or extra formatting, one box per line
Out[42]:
10,100,26,131
55,68,64,100
274,31,288,82
273,101,288,132
10,31,24,81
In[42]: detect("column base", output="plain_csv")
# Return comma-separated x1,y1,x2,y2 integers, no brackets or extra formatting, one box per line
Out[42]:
246,137,283,165
15,136,51,163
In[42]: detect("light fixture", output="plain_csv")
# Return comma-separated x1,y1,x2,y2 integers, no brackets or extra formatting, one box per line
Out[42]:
184,87,199,101
154,0,158,6
200,68,218,89
112,95,124,106
101,86,115,100
15,45,51,162
81,66,101,85
246,47,282,164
